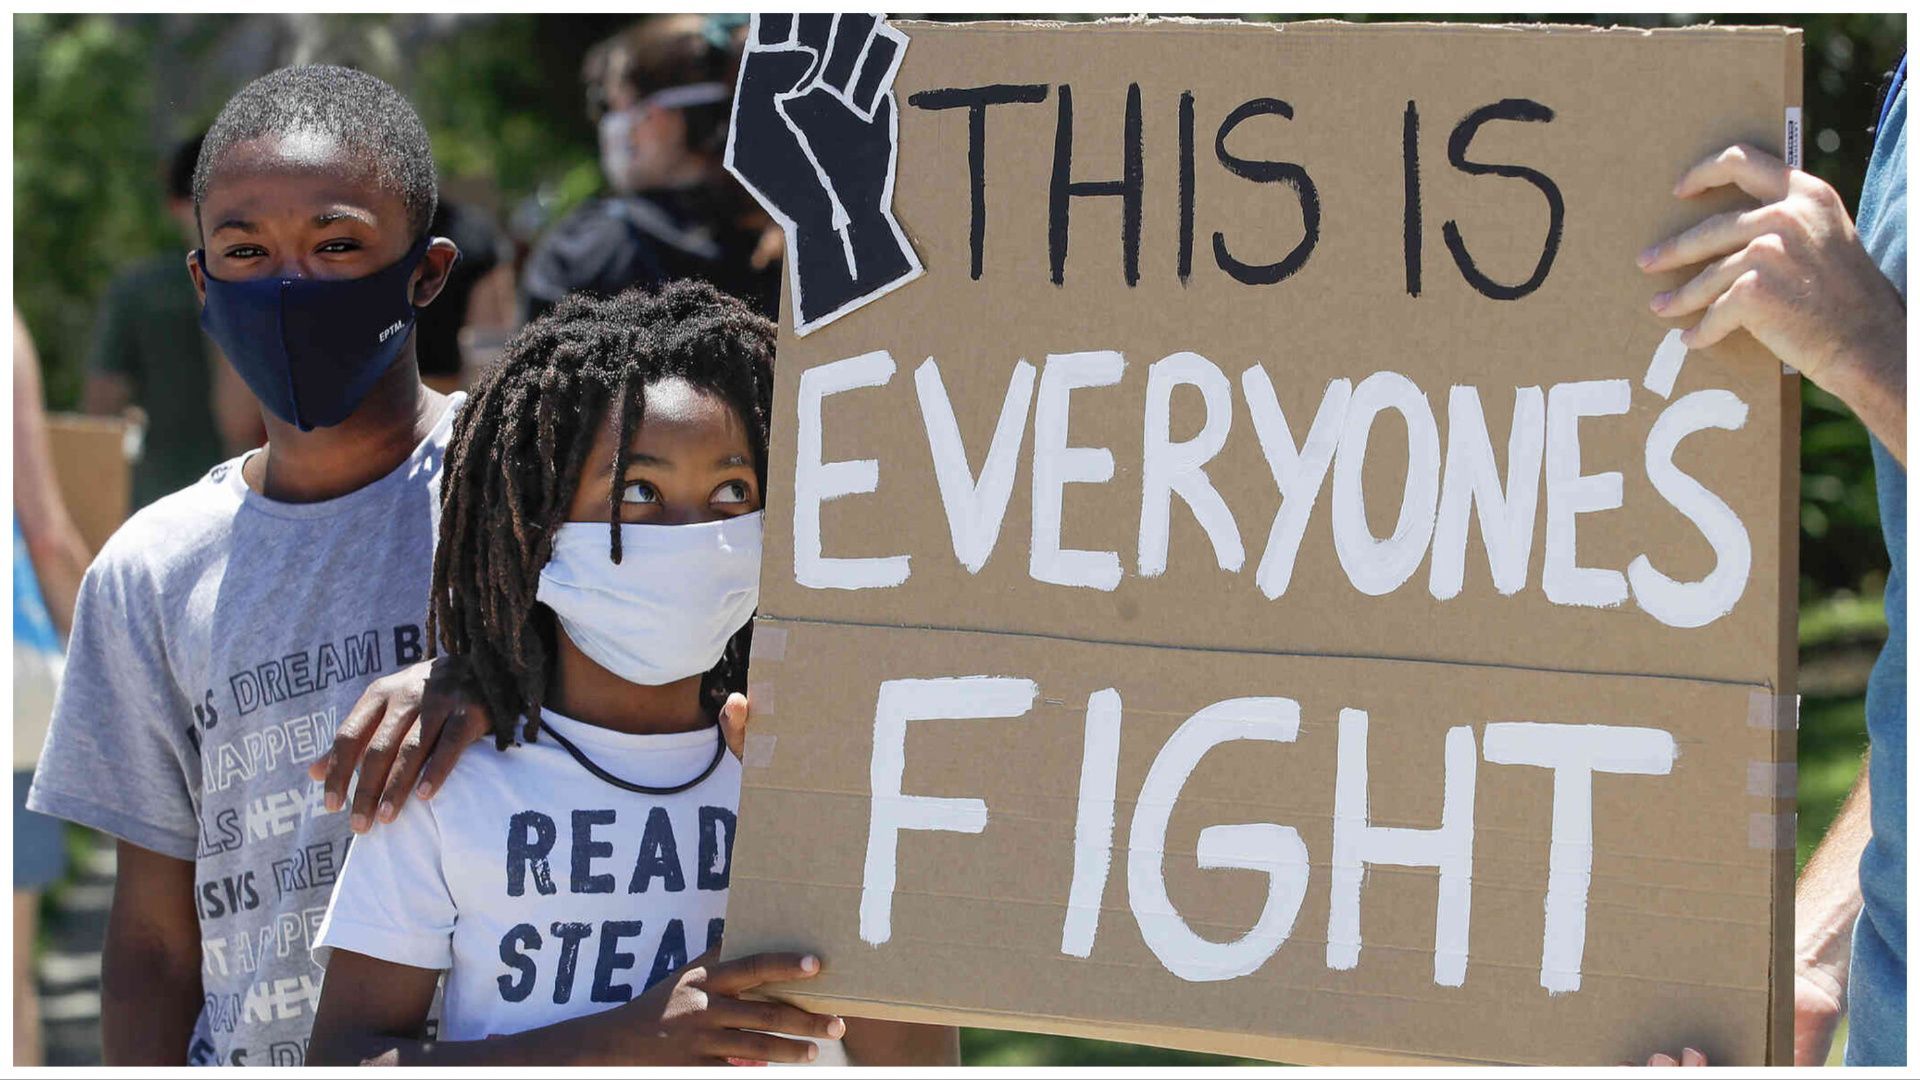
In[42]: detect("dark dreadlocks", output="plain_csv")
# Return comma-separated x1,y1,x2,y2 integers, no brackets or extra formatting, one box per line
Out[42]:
429,279,776,749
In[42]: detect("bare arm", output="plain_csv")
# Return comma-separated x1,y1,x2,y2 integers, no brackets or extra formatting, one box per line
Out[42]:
82,372,132,417
1793,761,1871,1065
307,952,584,1067
101,843,204,1065
842,1017,962,1066
1819,338,1906,466
14,311,93,637
308,948,841,1066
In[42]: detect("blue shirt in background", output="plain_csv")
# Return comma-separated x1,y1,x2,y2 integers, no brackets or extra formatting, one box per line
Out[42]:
1847,56,1906,1069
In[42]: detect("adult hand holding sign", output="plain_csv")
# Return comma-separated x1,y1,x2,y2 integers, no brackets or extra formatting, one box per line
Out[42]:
1641,143,1907,462
726,13,922,334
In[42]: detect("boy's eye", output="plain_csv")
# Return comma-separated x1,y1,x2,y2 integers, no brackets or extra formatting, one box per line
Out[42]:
712,480,751,505
620,481,660,505
222,245,267,260
316,238,362,255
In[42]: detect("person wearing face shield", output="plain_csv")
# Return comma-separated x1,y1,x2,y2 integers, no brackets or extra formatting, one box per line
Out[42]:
519,15,780,325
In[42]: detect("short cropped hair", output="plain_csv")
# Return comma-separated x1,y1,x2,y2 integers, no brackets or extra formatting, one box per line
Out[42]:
192,65,437,238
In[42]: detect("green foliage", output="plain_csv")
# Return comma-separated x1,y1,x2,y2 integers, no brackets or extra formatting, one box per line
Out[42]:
1798,691,1870,868
407,14,602,211
13,14,175,408
962,1028,1262,1066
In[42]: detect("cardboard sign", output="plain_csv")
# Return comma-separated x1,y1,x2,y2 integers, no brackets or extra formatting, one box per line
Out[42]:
45,412,132,555
724,18,1800,1066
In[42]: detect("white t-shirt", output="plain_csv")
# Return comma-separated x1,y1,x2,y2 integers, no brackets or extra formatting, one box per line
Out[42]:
313,709,846,1064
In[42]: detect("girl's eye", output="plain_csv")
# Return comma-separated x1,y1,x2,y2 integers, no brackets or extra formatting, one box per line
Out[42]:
712,480,751,505
620,481,659,505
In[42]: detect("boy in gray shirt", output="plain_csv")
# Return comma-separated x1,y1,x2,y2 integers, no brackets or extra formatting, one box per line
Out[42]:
28,66,465,1065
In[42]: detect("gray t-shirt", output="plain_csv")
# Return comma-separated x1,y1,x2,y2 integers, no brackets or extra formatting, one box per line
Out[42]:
28,394,463,1066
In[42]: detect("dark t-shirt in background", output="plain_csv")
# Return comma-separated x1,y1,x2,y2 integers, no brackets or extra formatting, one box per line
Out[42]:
416,201,505,381
519,188,778,323
88,254,226,508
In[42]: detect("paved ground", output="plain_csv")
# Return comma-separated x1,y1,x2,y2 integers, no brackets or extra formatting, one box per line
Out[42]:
32,836,112,1067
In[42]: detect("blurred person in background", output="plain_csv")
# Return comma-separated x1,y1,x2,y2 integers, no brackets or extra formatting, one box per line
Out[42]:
520,14,779,323
85,133,263,508
415,198,515,393
13,310,94,1067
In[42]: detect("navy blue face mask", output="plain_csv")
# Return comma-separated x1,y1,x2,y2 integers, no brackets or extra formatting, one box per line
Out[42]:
195,235,432,431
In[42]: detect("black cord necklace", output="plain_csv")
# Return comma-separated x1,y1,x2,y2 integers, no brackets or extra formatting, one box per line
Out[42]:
538,719,727,796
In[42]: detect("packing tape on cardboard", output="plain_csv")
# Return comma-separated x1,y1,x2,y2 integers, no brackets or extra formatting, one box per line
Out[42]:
1746,690,1799,732
1747,761,1797,799
755,626,788,662
1748,811,1796,850
742,734,777,769
750,680,776,716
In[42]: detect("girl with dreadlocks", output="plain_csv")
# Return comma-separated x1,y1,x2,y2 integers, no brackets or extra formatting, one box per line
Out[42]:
307,282,957,1066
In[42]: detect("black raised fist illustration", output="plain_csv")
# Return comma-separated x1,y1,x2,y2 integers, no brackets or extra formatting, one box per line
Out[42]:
726,13,922,334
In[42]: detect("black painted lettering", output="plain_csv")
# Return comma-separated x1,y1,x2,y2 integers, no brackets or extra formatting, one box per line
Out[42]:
1049,83,1143,286
1403,99,1422,297
1178,90,1197,283
1212,97,1319,285
906,84,1049,279
1441,98,1563,300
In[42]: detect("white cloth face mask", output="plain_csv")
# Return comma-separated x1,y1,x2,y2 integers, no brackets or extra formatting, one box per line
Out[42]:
536,512,763,686
597,83,731,194
598,107,640,193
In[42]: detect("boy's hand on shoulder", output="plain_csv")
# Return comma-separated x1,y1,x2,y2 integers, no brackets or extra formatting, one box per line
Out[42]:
582,949,842,1066
309,655,492,832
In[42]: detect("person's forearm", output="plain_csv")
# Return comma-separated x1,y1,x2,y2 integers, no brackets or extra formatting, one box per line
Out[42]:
843,1018,962,1066
1822,321,1907,466
82,373,132,417
16,321,94,636
1797,760,1871,988
22,527,90,639
100,941,203,1065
